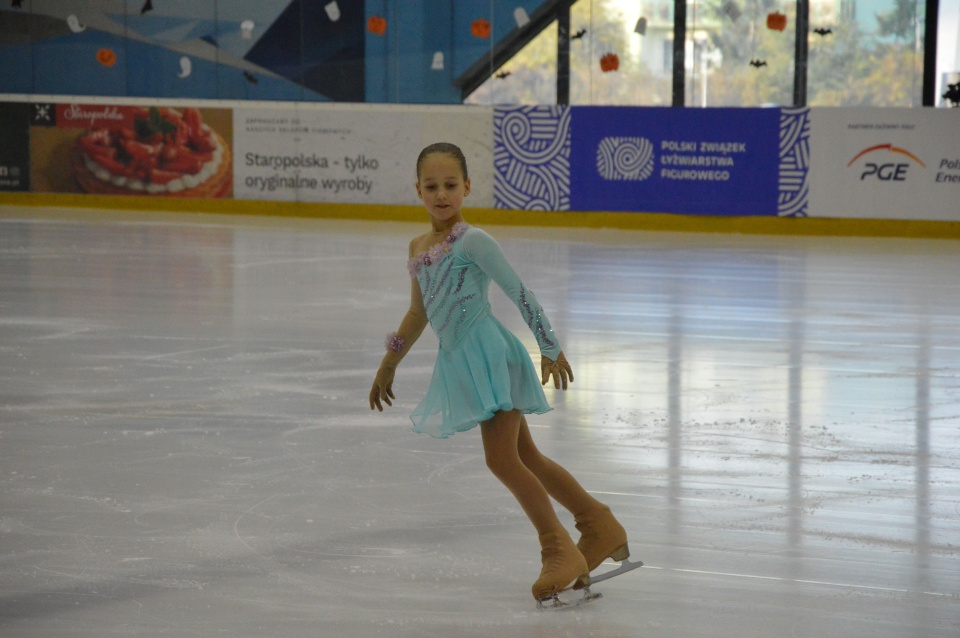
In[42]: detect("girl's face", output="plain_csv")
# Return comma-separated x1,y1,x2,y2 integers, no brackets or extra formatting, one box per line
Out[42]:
416,153,470,223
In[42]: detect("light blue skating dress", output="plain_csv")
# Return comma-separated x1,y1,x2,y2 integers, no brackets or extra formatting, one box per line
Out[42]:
408,223,562,439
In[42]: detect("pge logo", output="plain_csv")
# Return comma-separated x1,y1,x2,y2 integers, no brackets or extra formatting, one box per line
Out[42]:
848,144,925,181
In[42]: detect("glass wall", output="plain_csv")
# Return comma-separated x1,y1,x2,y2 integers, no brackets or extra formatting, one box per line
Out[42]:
0,0,950,107
465,0,938,108
464,18,559,105
938,0,960,106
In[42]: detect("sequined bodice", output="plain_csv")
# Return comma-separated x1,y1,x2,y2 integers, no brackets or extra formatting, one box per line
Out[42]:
409,225,561,357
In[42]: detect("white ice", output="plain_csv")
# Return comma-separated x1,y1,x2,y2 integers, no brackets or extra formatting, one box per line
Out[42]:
0,207,957,637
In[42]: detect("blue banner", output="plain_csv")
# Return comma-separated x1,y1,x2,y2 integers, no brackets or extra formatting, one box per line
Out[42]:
569,107,781,216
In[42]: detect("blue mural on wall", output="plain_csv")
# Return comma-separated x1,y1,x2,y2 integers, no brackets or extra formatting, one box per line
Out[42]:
364,0,548,104
246,0,365,102
0,0,555,103
0,1,353,101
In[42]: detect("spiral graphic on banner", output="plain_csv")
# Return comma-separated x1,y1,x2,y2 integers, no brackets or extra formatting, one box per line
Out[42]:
597,137,654,181
493,106,571,210
778,108,810,217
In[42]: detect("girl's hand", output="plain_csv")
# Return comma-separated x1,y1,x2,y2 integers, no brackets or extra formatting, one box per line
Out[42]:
369,365,396,411
541,352,574,390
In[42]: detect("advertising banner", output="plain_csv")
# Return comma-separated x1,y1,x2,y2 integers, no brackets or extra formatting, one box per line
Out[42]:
808,109,960,221
233,105,494,206
569,107,781,216
29,103,233,198
0,102,31,192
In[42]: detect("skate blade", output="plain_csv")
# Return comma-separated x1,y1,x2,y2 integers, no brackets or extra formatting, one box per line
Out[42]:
587,557,643,585
537,587,602,611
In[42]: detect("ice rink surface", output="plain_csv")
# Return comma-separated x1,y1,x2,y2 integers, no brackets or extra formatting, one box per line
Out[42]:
0,207,958,637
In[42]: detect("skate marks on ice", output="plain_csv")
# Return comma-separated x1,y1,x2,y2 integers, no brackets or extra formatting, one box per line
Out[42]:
2,213,959,637
538,558,643,610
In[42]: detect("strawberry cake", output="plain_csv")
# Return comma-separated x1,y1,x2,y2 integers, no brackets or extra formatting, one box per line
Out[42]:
71,107,231,198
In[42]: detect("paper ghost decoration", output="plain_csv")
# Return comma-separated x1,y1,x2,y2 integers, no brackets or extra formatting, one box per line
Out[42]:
178,57,192,78
722,1,742,21
67,15,86,33
514,8,530,28
325,2,340,22
241,20,255,40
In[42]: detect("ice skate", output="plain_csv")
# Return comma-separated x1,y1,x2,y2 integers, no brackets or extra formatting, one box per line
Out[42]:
531,529,589,607
575,505,630,572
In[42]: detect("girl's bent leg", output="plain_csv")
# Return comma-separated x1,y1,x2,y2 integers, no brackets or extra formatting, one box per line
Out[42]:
515,415,605,515
517,415,629,572
481,409,588,599
480,409,559,535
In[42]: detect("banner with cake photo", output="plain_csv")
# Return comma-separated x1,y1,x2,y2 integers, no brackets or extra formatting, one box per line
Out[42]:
30,103,233,199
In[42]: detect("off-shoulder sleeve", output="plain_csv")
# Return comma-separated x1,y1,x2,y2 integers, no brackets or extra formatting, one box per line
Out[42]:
461,228,562,360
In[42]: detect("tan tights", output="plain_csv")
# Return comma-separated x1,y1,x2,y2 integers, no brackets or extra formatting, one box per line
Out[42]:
479,409,604,535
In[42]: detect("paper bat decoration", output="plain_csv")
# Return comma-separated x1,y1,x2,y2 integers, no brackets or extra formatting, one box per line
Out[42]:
943,82,960,107
749,59,768,68
571,29,587,40
813,27,833,36
243,71,258,84
495,71,511,79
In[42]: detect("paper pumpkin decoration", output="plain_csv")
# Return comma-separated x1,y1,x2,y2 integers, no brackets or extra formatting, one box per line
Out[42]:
367,15,387,36
96,48,117,67
600,53,619,73
766,12,787,31
471,18,491,39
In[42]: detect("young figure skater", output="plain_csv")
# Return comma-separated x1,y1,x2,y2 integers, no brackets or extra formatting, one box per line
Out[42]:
369,142,629,601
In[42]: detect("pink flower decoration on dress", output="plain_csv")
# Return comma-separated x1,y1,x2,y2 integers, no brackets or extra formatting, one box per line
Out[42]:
408,222,469,277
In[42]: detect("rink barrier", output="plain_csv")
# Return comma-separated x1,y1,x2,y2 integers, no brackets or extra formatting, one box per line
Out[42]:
2,192,958,239
2,98,958,231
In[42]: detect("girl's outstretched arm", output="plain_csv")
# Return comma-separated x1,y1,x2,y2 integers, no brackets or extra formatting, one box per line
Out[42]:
461,228,574,390
369,272,429,411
